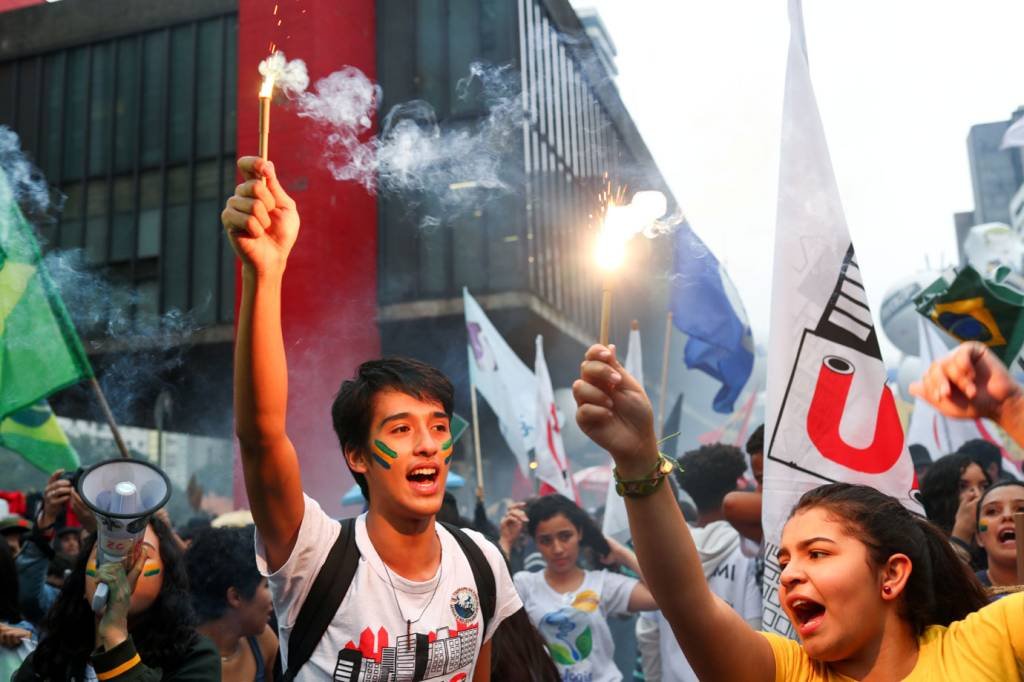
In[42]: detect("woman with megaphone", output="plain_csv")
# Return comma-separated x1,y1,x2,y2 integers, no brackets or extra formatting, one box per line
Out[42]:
13,497,219,680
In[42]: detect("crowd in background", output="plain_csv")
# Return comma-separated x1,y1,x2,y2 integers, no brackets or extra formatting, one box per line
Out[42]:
3,391,1022,680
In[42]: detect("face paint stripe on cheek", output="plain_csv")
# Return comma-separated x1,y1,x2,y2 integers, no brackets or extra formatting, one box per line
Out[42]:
371,452,392,469
441,438,453,464
86,560,97,577
979,520,989,533
373,439,399,459
142,561,161,577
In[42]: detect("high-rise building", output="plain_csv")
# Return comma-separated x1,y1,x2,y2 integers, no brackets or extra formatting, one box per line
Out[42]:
966,118,1023,226
0,0,675,512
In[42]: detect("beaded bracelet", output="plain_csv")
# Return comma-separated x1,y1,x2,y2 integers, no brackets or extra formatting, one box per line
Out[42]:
613,453,679,498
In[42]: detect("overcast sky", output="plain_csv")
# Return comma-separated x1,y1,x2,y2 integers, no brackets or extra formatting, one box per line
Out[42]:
571,0,1024,363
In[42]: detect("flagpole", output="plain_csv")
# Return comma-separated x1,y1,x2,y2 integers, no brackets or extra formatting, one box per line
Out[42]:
89,377,131,459
469,379,485,499
657,311,673,436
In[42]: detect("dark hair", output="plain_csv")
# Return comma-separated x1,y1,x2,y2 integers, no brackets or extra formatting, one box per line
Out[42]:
185,526,262,622
677,444,747,513
745,425,764,457
331,357,454,501
975,480,1024,525
27,515,201,678
0,539,19,623
491,607,560,681
793,483,988,636
956,439,1002,474
525,494,611,558
47,552,75,580
920,452,991,535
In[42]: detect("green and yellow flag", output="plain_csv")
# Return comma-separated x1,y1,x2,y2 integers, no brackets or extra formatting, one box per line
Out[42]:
0,165,92,420
0,399,78,472
915,265,1024,371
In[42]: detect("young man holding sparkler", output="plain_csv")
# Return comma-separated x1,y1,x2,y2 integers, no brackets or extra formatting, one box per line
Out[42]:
221,156,521,681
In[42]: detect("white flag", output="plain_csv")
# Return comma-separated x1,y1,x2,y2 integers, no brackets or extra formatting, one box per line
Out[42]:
464,288,537,474
534,335,574,498
762,0,923,639
602,325,643,542
1000,116,1024,150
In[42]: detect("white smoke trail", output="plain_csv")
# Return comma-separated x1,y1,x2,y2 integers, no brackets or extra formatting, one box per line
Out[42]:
297,62,524,203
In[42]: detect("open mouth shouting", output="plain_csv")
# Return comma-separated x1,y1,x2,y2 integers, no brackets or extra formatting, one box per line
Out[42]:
788,596,827,637
406,464,441,494
997,527,1016,547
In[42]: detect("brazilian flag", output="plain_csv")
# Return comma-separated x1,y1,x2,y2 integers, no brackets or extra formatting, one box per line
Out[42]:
0,399,78,472
914,265,1024,369
0,165,92,421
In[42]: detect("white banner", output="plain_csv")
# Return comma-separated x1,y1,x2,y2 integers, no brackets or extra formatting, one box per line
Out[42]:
762,0,923,639
464,288,537,474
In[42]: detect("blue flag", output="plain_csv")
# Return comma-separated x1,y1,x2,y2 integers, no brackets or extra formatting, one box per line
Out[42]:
670,223,754,413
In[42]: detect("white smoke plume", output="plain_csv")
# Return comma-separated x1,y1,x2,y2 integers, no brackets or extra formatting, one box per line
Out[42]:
0,126,62,221
258,51,310,99
297,62,524,205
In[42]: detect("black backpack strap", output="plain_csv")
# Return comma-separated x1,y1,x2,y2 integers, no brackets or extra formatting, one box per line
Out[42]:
283,518,360,682
440,522,497,635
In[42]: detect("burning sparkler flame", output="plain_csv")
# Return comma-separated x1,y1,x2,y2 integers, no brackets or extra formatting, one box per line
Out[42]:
259,74,275,99
593,190,668,272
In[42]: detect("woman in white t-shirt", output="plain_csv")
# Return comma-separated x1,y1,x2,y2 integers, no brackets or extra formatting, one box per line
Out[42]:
502,494,657,682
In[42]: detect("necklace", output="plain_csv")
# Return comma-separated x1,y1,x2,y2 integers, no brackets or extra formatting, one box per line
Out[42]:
382,533,443,646
220,640,242,663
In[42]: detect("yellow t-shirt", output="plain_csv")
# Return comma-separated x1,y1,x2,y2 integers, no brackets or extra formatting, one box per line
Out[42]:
763,592,1024,681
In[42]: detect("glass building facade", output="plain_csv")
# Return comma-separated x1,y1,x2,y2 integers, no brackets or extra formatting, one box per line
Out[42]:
0,12,238,334
375,0,664,342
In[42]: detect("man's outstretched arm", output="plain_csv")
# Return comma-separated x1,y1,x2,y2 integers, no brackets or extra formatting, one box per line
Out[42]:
910,341,1024,448
222,156,304,571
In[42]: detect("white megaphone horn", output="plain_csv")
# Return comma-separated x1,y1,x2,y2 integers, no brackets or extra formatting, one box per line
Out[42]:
76,458,171,612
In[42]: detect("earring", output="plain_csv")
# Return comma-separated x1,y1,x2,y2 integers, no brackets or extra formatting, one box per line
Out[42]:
883,585,892,595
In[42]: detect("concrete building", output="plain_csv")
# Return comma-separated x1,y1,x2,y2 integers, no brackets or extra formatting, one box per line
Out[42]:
0,0,675,513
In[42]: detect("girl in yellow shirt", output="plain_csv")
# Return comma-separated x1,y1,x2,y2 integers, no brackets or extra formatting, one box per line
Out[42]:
571,341,1024,681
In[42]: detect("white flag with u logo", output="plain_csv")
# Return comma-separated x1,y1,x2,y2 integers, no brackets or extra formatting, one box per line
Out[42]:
761,0,923,639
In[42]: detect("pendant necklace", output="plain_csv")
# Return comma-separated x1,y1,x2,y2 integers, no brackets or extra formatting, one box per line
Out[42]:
382,533,443,647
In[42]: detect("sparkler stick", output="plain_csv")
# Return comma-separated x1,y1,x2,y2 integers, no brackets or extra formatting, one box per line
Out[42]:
599,279,613,346
259,76,273,163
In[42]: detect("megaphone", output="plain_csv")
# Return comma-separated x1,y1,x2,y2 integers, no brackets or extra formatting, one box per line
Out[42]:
77,458,171,612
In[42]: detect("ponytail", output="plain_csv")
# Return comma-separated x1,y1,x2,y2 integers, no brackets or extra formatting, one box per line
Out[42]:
794,483,989,635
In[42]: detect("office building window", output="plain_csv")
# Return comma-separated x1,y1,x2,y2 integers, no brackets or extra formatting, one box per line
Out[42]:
0,13,238,332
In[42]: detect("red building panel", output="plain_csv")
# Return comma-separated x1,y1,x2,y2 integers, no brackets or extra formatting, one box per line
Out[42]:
235,0,380,515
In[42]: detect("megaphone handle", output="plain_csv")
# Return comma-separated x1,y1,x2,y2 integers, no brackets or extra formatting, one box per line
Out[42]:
92,582,109,612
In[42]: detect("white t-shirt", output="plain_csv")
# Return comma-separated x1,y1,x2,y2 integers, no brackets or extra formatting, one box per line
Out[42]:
256,494,521,681
645,540,762,682
514,569,638,682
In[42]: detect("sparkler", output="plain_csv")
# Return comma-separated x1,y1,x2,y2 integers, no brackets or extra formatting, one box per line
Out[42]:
593,189,667,346
259,73,274,163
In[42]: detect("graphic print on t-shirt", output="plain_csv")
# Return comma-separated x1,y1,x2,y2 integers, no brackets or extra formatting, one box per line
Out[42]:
537,590,600,669
333,619,478,682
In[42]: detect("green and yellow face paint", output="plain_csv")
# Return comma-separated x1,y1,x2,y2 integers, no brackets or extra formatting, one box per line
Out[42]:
142,560,161,577
372,439,399,469
441,437,454,465
86,559,98,577
979,520,989,534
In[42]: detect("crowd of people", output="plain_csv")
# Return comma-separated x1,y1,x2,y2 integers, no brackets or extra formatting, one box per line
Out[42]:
0,157,1022,680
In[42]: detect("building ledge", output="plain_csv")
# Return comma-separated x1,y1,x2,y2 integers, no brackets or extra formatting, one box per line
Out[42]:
84,323,234,356
378,291,593,348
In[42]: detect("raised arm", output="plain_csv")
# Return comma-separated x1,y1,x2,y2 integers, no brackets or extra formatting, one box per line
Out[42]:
910,341,1024,448
573,344,773,682
221,156,304,571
